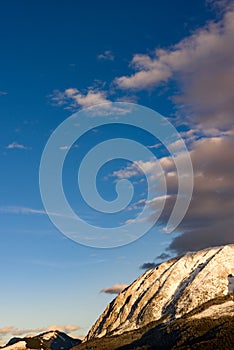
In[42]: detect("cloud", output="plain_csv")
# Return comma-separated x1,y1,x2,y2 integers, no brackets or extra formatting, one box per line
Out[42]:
59,144,79,151
140,262,158,270
0,206,48,215
155,252,171,260
157,136,234,254
100,284,128,294
65,88,109,108
59,146,70,151
97,50,114,61
112,158,167,183
140,253,171,269
116,56,171,90
5,142,29,150
111,2,234,254
115,4,234,130
0,91,7,96
113,134,234,255
43,325,80,333
0,206,76,220
112,165,140,180
0,325,80,338
50,88,132,116
51,88,109,109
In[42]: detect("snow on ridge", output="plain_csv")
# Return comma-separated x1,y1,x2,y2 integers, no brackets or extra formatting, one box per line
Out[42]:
191,300,234,319
86,244,234,340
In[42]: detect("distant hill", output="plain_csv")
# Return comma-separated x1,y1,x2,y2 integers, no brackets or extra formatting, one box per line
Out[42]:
2,330,81,350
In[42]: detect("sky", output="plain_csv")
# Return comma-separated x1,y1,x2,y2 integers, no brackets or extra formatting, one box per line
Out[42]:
1,0,234,343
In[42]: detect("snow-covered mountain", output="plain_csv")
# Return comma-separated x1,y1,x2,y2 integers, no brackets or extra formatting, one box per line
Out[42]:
75,292,234,350
86,245,234,340
2,330,81,350
1,342,27,350
2,245,234,350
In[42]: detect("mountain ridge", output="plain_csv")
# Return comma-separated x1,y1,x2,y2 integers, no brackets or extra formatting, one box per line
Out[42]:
2,245,234,350
1,330,81,350
74,292,234,349
85,244,234,340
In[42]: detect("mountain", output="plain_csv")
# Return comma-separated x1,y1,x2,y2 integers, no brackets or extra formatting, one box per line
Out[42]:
2,245,234,350
75,245,234,349
2,331,81,350
86,245,234,339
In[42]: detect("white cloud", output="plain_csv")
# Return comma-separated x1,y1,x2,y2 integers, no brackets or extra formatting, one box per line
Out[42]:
65,88,109,108
50,88,133,116
59,146,70,151
112,157,175,184
97,50,114,61
100,284,128,295
43,325,80,333
59,144,79,151
116,56,171,89
112,165,140,179
0,91,7,96
51,88,104,109
5,142,29,150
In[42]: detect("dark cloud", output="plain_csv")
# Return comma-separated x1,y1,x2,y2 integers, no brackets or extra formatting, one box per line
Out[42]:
158,136,234,254
155,253,171,260
140,262,158,270
115,2,234,258
168,219,234,254
100,284,128,295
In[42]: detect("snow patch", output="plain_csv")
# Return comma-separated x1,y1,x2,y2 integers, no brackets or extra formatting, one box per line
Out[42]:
191,300,234,319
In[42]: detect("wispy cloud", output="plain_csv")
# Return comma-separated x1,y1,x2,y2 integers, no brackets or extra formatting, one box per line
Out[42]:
5,142,29,150
97,50,114,61
100,283,128,295
50,88,133,116
0,206,76,220
0,206,48,215
0,91,7,96
59,144,79,151
0,324,80,338
50,88,110,110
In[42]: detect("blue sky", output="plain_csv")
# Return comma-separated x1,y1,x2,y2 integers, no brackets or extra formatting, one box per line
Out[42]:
1,0,234,343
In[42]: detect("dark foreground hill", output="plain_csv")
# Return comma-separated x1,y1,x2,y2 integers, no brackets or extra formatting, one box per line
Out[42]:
74,293,234,350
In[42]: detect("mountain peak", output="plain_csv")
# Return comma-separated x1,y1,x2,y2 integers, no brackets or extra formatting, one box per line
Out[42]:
3,330,81,350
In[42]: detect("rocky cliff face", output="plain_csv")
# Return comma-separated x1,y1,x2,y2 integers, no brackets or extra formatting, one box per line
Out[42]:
86,245,234,340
